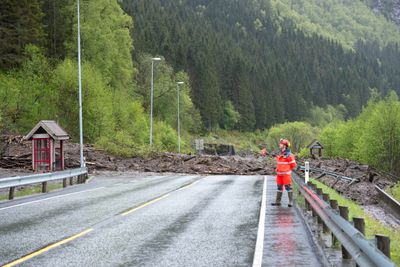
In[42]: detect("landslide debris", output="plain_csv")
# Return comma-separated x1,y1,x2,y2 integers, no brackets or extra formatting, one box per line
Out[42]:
0,135,274,175
1,135,398,206
300,158,398,205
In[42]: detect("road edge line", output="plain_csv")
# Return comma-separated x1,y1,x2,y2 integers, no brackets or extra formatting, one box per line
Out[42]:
0,187,105,211
252,176,267,267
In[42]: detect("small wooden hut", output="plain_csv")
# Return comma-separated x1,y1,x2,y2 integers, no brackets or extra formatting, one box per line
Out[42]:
307,140,324,159
24,121,69,172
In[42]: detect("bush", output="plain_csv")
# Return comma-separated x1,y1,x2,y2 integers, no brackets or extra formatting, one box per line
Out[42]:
266,121,318,153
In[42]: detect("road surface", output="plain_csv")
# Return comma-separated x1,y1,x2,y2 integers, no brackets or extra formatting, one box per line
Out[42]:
0,174,324,266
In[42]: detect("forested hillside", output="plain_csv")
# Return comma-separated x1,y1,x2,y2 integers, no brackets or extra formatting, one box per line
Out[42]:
270,0,400,49
1,0,400,155
0,0,201,154
123,0,400,130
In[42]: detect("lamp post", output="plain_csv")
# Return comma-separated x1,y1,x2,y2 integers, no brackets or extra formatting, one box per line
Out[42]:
177,82,184,154
149,57,161,146
77,0,84,167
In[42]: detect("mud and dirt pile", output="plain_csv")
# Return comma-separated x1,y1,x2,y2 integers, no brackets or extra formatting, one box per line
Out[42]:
301,158,398,205
0,136,275,175
0,135,31,169
64,142,275,175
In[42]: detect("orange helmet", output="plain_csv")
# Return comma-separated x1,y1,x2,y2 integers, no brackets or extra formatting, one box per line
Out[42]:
279,138,291,148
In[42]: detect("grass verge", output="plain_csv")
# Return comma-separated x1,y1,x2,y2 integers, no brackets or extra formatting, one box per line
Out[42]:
387,182,400,203
0,182,64,201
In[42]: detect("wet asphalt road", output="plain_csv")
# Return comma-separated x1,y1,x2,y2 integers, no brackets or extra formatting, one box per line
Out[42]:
262,177,323,267
0,174,324,266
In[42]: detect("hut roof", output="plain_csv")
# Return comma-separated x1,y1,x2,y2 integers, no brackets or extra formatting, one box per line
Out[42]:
307,140,324,149
24,120,69,141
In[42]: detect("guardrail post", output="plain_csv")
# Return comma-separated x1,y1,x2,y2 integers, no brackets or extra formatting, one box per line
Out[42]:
330,199,338,210
316,188,323,196
9,187,15,200
353,217,365,235
330,199,338,245
376,235,391,259
353,217,365,267
322,193,330,233
42,182,48,193
322,193,330,203
305,197,311,211
339,206,352,260
63,178,67,188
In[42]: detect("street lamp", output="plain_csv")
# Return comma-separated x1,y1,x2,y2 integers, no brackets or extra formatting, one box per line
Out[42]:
77,0,84,167
149,57,161,146
177,81,184,154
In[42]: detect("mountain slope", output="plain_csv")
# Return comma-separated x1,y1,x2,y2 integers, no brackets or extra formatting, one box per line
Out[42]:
361,0,400,27
270,0,400,49
122,0,400,131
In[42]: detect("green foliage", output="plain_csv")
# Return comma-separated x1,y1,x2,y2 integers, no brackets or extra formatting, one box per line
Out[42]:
134,53,202,135
306,104,347,127
354,92,400,172
319,120,357,159
298,147,310,158
153,121,177,151
320,92,400,174
96,130,143,157
51,59,115,142
266,121,318,153
0,45,54,133
66,0,135,91
202,129,269,154
270,0,400,49
222,101,241,130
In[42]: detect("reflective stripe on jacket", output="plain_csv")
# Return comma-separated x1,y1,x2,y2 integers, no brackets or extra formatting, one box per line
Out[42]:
276,150,296,175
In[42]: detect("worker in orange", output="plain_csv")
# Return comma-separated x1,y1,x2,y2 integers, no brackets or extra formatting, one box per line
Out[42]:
271,138,297,207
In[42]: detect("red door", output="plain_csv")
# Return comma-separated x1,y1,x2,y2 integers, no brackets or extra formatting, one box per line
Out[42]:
34,138,51,171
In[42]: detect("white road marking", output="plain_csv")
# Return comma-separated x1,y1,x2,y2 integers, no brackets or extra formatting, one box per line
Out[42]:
252,176,267,267
0,187,105,211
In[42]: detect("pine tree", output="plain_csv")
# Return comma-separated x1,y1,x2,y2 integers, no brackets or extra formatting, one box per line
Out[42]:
0,0,46,70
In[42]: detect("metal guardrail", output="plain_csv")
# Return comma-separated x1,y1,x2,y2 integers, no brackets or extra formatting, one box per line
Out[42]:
298,166,355,182
299,164,400,219
0,168,88,200
375,185,400,219
0,168,87,189
292,172,395,267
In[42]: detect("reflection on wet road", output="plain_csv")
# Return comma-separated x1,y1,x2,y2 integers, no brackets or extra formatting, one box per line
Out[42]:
263,177,323,266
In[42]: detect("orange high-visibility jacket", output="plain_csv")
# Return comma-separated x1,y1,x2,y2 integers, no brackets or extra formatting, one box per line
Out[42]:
276,151,297,176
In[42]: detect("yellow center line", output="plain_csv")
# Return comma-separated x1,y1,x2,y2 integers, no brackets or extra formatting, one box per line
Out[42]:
178,180,199,191
121,194,170,216
2,228,94,267
3,179,202,266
